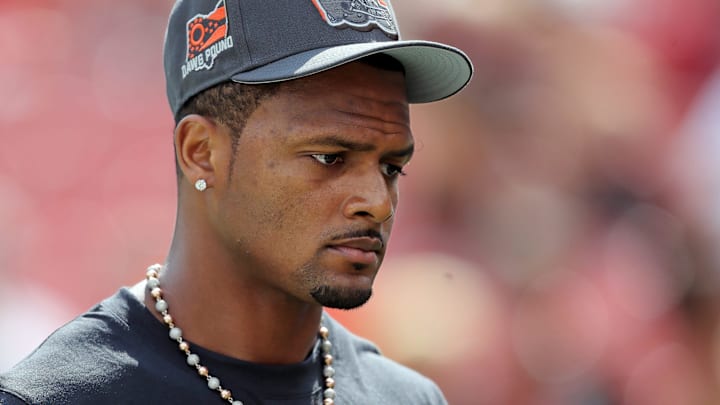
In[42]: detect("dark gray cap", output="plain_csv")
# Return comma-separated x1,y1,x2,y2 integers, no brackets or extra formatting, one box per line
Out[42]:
164,0,474,116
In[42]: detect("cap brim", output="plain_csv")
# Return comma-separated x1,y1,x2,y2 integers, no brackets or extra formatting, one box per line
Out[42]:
230,40,473,103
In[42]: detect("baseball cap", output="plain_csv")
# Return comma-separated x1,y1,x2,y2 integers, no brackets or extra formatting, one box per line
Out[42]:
163,0,474,116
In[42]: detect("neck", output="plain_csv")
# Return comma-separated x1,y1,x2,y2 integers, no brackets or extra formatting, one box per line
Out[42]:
143,228,323,364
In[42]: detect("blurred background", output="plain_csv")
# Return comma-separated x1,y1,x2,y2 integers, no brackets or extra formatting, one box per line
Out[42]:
2,0,720,403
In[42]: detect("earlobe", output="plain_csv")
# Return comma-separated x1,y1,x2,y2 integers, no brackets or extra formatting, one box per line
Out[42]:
175,114,219,190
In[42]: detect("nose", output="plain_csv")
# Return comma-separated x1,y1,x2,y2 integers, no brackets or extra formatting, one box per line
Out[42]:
342,170,396,224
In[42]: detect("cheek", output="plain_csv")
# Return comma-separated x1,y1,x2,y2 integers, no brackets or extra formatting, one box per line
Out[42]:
229,169,340,252
263,181,339,235
218,186,300,273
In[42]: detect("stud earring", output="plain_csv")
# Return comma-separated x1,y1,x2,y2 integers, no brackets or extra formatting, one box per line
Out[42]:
194,179,207,191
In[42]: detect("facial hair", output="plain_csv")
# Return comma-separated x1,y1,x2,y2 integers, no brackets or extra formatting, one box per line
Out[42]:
310,284,373,309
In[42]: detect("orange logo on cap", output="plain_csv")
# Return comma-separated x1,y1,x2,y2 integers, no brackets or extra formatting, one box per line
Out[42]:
187,1,227,60
181,0,235,78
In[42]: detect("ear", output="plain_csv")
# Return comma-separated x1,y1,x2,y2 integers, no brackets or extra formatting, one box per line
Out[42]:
174,114,229,190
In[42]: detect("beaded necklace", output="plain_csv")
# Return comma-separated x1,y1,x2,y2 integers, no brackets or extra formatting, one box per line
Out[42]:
145,264,337,404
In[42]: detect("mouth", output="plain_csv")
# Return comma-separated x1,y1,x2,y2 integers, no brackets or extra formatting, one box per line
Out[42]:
326,237,383,265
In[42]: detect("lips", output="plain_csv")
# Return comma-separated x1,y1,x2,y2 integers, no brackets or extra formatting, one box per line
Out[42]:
327,237,383,265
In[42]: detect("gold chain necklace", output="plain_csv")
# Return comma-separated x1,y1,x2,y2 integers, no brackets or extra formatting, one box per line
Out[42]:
145,264,337,404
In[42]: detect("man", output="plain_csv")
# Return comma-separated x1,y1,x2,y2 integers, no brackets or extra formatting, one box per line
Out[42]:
0,0,471,403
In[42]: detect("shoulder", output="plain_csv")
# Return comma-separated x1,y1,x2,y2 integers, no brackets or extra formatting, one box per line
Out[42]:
325,315,447,405
0,288,166,405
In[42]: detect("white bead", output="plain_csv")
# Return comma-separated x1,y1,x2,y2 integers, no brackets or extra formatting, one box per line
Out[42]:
321,340,332,353
186,353,200,366
146,264,161,278
324,388,336,399
207,376,220,390
232,401,244,405
146,277,160,289
169,327,182,340
155,300,168,312
323,365,335,378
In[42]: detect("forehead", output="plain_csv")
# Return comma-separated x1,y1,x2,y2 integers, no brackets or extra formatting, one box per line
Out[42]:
264,62,410,134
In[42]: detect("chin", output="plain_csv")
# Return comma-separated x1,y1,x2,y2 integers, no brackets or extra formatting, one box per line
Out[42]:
310,285,373,310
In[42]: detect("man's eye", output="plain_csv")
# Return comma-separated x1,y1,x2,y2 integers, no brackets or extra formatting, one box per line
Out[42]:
311,154,343,165
381,163,407,178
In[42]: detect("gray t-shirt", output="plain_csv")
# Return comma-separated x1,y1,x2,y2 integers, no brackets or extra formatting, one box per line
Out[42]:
0,288,446,404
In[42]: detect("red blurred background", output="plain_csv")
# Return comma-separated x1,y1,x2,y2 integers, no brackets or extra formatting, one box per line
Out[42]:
2,1,720,404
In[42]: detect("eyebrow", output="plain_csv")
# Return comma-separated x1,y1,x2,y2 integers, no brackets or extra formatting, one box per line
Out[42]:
304,135,414,160
305,135,376,152
385,144,415,161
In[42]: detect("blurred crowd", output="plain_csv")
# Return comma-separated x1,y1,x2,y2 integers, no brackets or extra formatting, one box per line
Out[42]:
1,0,720,404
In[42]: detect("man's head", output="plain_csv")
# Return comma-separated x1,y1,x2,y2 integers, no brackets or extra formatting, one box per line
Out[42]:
174,60,410,309
163,0,472,309
173,54,405,180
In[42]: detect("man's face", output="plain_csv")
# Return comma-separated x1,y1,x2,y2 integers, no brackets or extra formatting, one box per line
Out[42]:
210,61,412,309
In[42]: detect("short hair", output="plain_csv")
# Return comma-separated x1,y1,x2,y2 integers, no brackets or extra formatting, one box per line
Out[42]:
174,81,281,179
173,54,405,180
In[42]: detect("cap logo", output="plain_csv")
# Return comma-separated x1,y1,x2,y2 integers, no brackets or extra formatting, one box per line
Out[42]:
181,0,235,79
311,0,398,39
